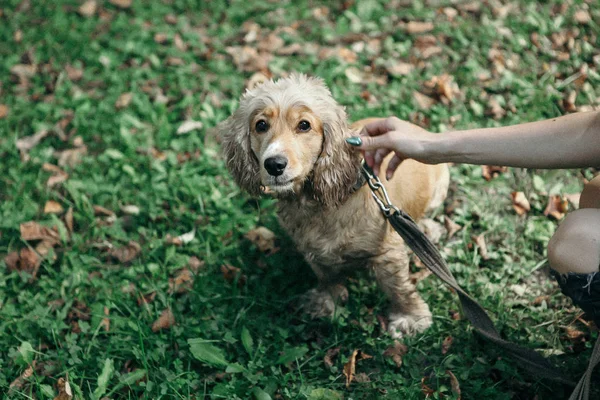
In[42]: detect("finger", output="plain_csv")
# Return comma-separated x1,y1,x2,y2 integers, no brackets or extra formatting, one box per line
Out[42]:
364,149,375,169
355,132,394,151
373,148,391,177
359,118,396,137
386,154,404,180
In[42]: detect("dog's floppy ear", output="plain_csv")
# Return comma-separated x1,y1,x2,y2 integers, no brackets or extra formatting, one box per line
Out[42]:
220,111,262,196
311,105,361,208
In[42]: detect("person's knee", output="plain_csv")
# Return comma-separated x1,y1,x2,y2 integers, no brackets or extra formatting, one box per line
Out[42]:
548,209,600,274
580,174,600,209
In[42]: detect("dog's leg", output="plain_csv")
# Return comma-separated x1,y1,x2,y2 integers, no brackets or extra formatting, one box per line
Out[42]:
301,264,348,319
372,248,432,338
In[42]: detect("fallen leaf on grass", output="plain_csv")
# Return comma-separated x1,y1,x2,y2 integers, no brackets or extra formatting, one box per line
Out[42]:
343,349,358,388
115,92,133,109
54,377,73,400
324,347,341,368
4,248,41,279
93,205,115,217
401,21,434,34
441,336,454,354
11,63,37,80
109,0,132,9
424,74,460,104
78,0,97,17
544,195,569,220
16,129,50,152
65,207,73,234
385,60,414,77
562,91,577,113
410,269,432,285
174,33,187,51
109,241,141,263
573,9,591,24
221,264,247,287
0,104,8,119
564,326,586,344
176,120,204,135
472,234,489,260
153,32,168,44
414,35,442,59
511,191,531,215
44,163,69,187
443,216,461,238
137,291,156,308
165,229,195,246
44,200,64,214
533,295,549,306
152,308,175,332
56,145,87,168
120,204,140,215
487,97,505,119
481,165,507,181
225,46,271,73
447,370,461,399
100,306,110,332
383,341,408,367
65,64,83,81
170,256,207,294
413,91,436,110
246,72,270,90
8,361,36,393
421,377,435,397
245,226,278,254
20,221,60,244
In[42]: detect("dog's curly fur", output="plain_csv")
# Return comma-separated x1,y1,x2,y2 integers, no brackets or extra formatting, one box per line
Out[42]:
220,74,449,338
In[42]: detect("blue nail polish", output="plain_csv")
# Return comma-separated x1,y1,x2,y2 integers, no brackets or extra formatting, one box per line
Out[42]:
346,137,362,146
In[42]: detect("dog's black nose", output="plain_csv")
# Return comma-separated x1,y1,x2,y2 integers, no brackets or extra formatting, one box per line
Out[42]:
264,156,288,176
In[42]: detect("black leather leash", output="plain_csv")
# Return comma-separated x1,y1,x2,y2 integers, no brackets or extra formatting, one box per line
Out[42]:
360,163,599,393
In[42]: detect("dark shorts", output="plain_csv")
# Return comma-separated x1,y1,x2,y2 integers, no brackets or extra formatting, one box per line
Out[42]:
552,270,600,326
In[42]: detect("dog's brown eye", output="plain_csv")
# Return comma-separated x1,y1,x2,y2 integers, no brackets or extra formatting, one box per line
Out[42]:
255,120,269,133
297,120,311,132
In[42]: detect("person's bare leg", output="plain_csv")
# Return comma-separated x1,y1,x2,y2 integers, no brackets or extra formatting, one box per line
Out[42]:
548,175,600,274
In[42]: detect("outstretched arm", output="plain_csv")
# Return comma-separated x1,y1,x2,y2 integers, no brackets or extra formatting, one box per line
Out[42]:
351,111,600,179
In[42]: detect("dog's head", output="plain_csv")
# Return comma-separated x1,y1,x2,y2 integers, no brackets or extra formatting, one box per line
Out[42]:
220,74,361,207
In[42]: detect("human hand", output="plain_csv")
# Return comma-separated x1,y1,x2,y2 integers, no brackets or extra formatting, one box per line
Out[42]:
346,117,439,179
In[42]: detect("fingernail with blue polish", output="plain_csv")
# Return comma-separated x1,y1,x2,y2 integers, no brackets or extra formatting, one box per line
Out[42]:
346,137,362,146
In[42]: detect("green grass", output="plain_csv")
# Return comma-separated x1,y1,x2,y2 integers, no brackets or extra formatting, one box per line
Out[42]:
1,0,599,398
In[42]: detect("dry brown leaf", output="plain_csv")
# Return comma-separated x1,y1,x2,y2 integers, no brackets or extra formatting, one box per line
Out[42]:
481,165,507,181
8,361,36,393
137,291,156,308
154,32,168,44
164,14,177,24
246,72,270,90
385,60,413,77
11,63,37,79
173,33,187,51
323,347,340,368
0,104,8,119
93,205,115,217
443,216,462,239
354,373,371,383
562,91,577,113
54,377,73,400
44,200,64,214
425,74,460,104
14,29,23,43
447,370,461,399
20,221,60,244
257,33,284,53
100,306,110,332
564,326,586,344
169,268,194,294
472,234,489,260
56,145,87,167
343,349,358,388
165,230,195,246
402,21,434,34
511,191,531,215
421,377,436,397
176,120,203,135
221,264,247,287
414,35,442,59
109,0,132,9
47,172,69,187
188,256,204,272
115,92,133,109
152,308,175,332
225,46,271,73
245,226,278,254
574,9,591,24
544,195,569,220
78,0,97,17
533,295,550,306
65,207,74,234
487,97,505,119
383,341,408,367
109,241,141,263
276,43,303,56
5,247,41,279
16,129,50,152
441,336,454,355
65,64,83,81
413,91,436,110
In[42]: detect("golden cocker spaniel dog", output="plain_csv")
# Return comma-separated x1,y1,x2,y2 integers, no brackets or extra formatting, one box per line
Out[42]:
220,74,449,338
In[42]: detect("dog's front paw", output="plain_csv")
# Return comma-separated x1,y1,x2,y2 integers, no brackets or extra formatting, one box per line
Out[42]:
387,311,433,339
300,289,335,319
